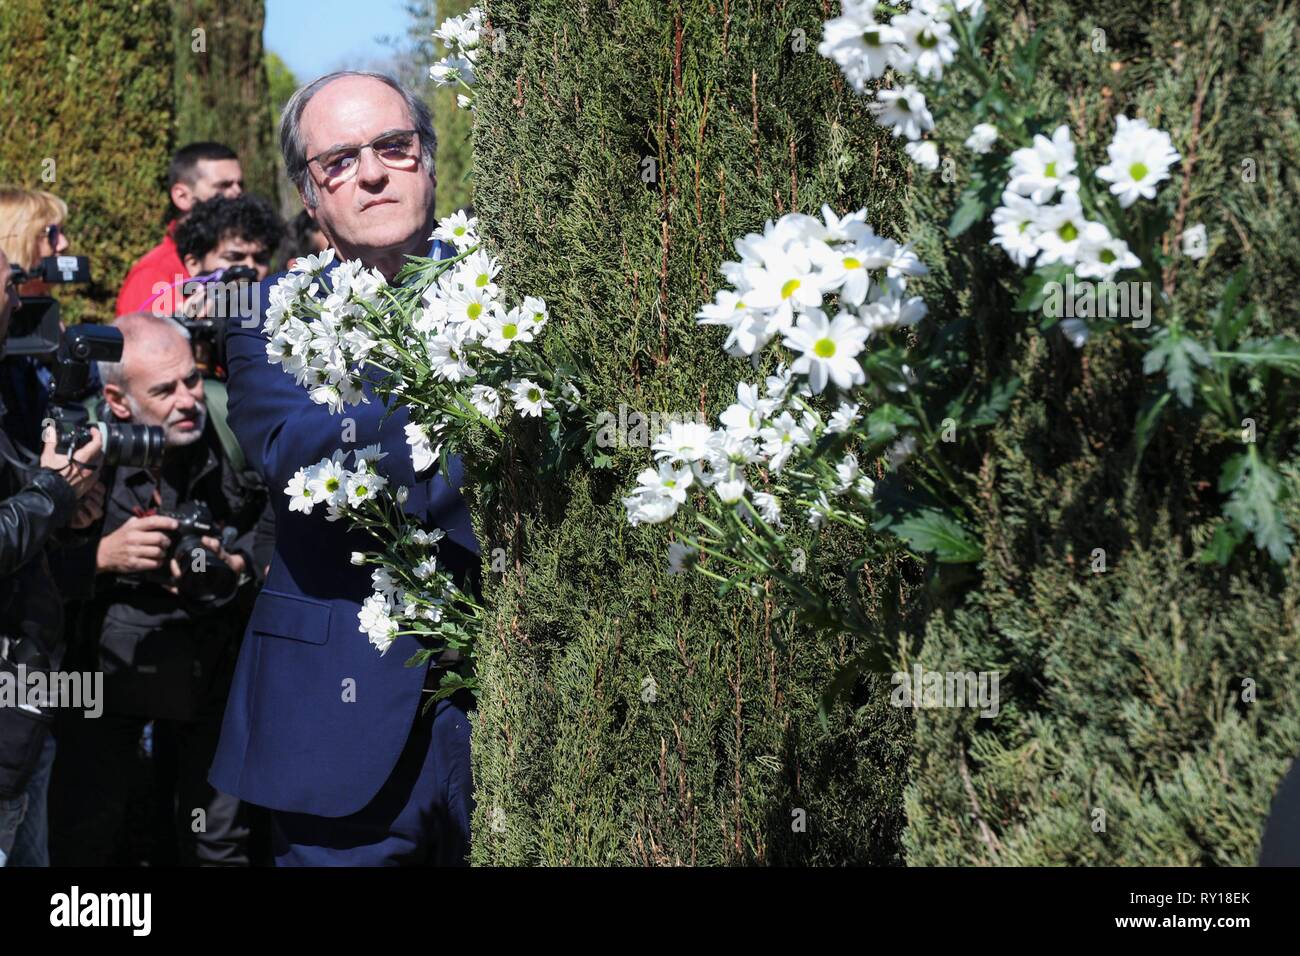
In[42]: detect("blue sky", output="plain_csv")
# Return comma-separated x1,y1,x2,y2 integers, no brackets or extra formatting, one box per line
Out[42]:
265,0,413,83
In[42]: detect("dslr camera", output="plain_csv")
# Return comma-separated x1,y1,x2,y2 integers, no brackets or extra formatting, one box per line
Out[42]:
47,325,164,469
153,500,239,608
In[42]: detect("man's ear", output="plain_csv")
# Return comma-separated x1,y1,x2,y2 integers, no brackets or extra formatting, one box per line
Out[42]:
103,383,132,421
171,182,194,215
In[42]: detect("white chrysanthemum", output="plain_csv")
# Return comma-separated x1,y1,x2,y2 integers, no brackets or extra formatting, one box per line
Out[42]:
868,85,934,141
759,412,813,472
893,9,957,80
452,250,501,298
1074,222,1142,280
904,140,940,172
345,470,388,508
405,422,436,474
719,382,774,441
428,328,475,382
964,122,998,154
782,309,869,394
827,401,861,434
816,0,905,92
292,248,336,276
1095,115,1181,208
652,420,715,464
1032,192,1092,267
285,469,316,514
483,305,539,353
358,593,398,654
990,191,1042,267
469,384,501,420
431,210,479,249
508,378,553,417
752,491,783,526
1008,124,1080,204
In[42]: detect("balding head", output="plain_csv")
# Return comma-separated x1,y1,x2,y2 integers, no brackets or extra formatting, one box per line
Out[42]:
101,313,207,449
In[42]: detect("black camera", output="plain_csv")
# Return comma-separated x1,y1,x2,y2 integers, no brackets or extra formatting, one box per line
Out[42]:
157,500,238,607
2,256,92,359
47,325,164,469
176,265,259,380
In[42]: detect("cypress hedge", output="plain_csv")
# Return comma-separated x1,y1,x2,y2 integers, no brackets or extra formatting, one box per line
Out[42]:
467,0,914,865
900,0,1300,866
0,0,175,323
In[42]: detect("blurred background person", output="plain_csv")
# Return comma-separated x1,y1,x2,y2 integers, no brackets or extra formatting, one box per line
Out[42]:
0,245,105,867
115,143,243,317
281,210,328,270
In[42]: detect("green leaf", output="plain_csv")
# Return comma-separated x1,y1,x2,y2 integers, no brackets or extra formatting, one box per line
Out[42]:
1215,337,1300,375
1015,263,1069,312
948,186,988,238
1212,266,1250,349
1198,522,1245,566
1220,449,1294,563
964,377,1021,428
890,509,982,563
864,404,917,447
1132,391,1171,463
1142,327,1212,406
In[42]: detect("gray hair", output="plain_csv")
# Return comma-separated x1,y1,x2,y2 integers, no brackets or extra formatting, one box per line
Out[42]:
98,312,191,389
280,71,437,209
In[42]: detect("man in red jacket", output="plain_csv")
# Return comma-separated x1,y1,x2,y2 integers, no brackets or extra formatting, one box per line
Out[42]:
115,143,244,317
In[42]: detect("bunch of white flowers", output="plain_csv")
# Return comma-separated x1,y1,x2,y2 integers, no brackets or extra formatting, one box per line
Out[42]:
283,446,457,654
696,203,927,371
990,118,1175,278
430,6,484,109
266,212,573,485
625,206,919,538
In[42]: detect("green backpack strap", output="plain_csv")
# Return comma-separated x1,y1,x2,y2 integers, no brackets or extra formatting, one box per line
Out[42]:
202,378,246,474
81,395,100,424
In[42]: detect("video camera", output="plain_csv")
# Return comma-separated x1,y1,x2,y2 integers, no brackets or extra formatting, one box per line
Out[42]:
174,265,259,380
47,325,164,469
2,255,92,359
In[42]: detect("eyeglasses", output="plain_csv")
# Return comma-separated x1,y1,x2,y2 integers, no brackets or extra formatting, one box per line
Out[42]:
307,129,421,184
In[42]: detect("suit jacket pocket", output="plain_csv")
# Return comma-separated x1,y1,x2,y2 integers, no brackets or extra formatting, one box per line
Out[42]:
248,589,332,645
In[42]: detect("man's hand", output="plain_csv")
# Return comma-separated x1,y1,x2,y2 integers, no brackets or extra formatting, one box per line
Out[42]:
166,535,247,580
70,481,106,529
40,425,103,499
96,514,179,574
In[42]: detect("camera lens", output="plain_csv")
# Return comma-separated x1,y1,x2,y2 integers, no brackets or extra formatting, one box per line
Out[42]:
101,422,165,469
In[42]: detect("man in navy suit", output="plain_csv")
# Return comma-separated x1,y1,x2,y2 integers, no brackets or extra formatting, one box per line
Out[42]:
210,71,478,865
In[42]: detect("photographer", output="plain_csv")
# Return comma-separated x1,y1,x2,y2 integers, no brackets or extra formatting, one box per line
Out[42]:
48,312,266,867
143,194,282,325
0,247,105,868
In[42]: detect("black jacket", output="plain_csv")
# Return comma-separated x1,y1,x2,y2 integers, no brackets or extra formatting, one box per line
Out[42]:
0,386,81,664
67,409,267,721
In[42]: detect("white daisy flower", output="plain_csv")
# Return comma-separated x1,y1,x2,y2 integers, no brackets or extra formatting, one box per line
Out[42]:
869,85,935,141
782,308,869,394
1095,115,1181,208
964,122,998,154
1008,124,1080,204
509,378,553,417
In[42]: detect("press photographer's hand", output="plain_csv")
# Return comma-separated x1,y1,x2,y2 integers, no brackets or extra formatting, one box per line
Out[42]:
165,535,247,581
39,424,103,498
96,513,180,574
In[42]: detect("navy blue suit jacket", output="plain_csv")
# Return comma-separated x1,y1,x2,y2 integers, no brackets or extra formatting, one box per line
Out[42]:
209,241,479,817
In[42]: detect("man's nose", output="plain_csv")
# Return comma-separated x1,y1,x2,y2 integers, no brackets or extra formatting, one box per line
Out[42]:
226,184,243,198
355,146,389,186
